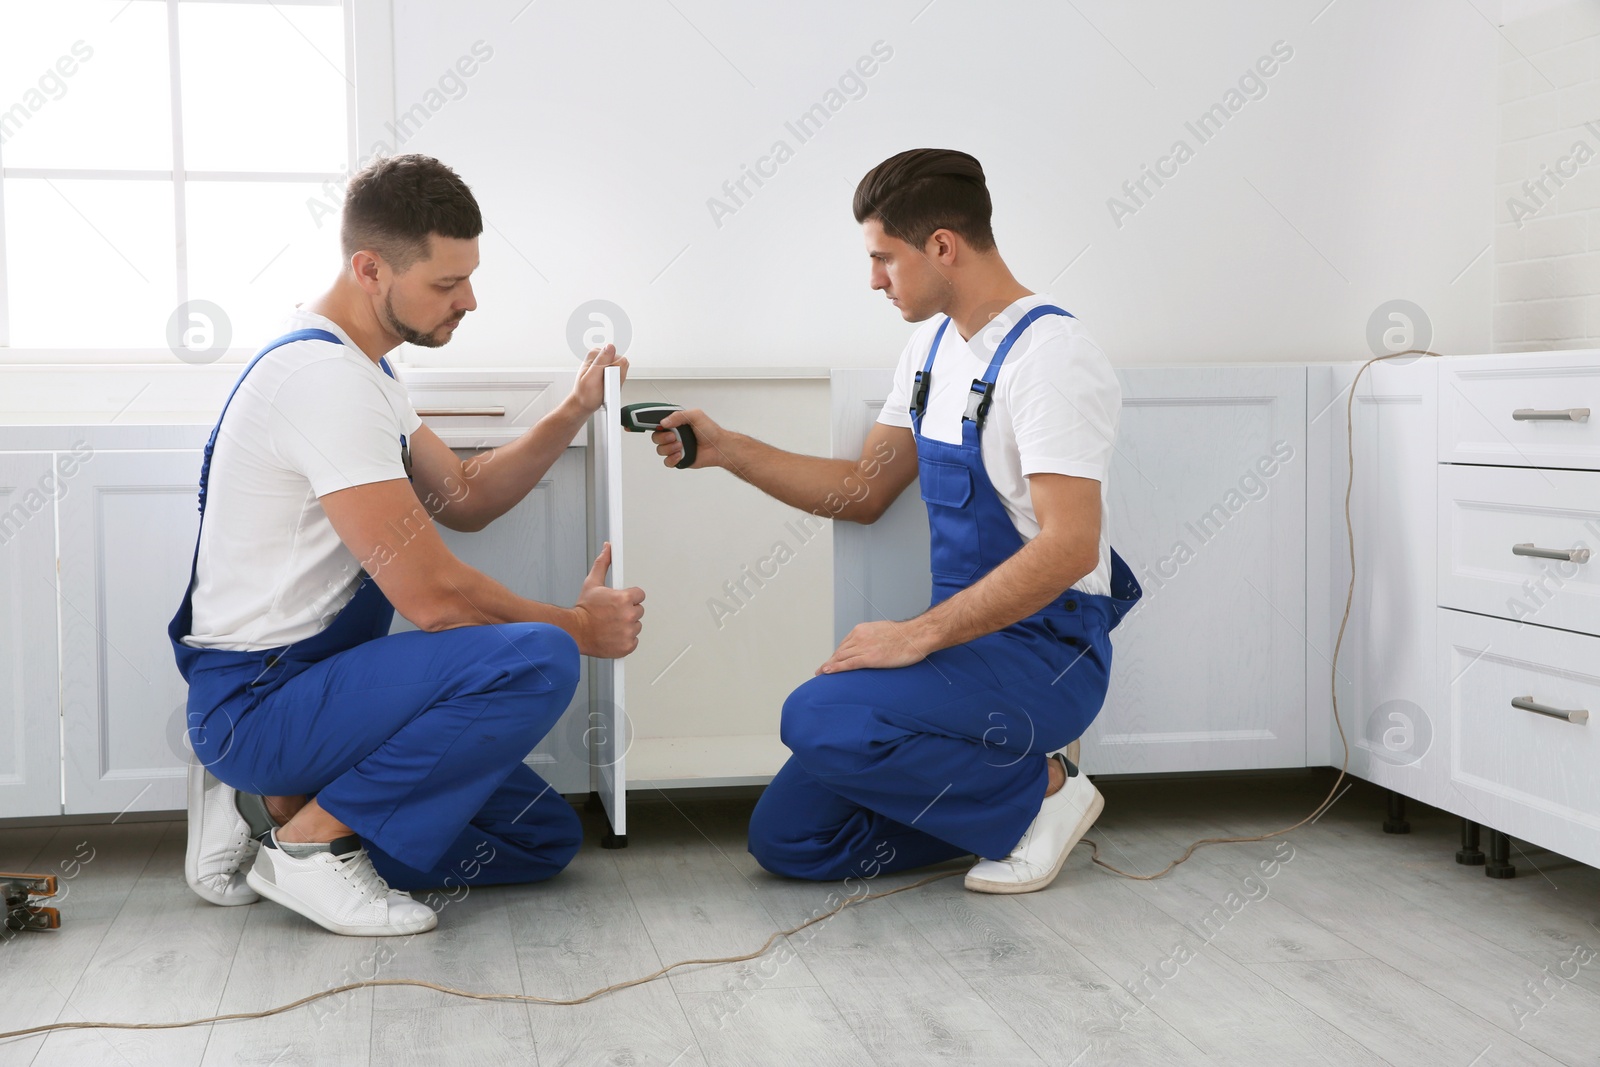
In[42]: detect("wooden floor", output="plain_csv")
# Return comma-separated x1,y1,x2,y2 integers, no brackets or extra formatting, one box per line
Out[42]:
2,770,1598,1066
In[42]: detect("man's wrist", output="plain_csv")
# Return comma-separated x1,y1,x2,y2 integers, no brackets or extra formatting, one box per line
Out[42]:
902,612,947,656
552,393,591,427
558,604,588,652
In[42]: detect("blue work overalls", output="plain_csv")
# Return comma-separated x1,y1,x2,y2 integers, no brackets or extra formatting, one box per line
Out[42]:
748,306,1142,880
169,329,583,892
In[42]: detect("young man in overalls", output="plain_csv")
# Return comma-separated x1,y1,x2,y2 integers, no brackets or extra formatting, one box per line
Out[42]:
173,154,644,935
652,148,1140,892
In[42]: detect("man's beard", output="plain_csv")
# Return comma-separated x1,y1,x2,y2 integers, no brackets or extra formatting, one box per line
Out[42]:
384,291,459,348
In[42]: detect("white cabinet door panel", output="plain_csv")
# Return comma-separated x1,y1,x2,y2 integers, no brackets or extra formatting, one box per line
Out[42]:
1309,360,1441,798
1094,367,1308,774
0,453,63,817
58,451,200,815
586,367,627,841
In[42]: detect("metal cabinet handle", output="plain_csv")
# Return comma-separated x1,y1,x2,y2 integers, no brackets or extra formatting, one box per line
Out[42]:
1512,543,1592,563
1511,407,1589,422
415,407,506,418
1512,696,1590,725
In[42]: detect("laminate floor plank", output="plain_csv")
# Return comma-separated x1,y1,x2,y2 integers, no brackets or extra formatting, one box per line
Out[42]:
742,873,1046,1066
1250,957,1567,1067
511,832,705,1067
1013,845,1388,1066
33,823,245,1067
609,799,823,998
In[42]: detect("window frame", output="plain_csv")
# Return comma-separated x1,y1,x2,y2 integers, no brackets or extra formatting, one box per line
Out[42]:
0,0,365,364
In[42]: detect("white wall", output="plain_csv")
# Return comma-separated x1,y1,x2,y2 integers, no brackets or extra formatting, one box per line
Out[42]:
382,0,1496,371
1493,0,1600,350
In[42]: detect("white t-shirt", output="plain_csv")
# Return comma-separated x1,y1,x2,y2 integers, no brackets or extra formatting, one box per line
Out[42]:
877,294,1120,597
182,309,423,651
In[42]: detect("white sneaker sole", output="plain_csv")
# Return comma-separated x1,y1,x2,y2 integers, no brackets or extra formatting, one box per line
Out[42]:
965,780,1105,895
185,761,259,907
244,862,437,937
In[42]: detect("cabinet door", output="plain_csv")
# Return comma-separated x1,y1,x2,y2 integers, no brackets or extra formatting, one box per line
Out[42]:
1094,367,1308,773
391,447,590,796
58,451,201,815
586,367,626,837
0,453,63,817
1307,360,1440,800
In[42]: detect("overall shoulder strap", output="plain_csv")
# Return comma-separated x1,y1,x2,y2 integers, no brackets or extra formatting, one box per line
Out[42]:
195,328,344,516
963,305,1073,429
909,317,952,436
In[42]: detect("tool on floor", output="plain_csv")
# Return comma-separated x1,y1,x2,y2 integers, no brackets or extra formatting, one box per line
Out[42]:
2,873,61,933
620,402,697,468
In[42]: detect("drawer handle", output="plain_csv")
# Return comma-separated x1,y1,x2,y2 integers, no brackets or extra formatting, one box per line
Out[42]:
1512,543,1592,564
1511,407,1590,422
1512,696,1590,725
415,407,506,418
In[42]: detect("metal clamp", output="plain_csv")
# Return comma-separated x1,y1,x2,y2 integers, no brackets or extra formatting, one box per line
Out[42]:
1512,543,1592,564
1512,696,1590,725
1511,407,1590,422
415,407,506,418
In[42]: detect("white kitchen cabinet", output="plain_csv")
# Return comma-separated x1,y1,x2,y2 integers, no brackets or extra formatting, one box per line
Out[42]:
56,450,202,815
1307,359,1442,800
1089,366,1308,774
0,453,64,818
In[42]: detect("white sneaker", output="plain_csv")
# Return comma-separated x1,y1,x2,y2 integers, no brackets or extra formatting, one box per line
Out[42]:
185,760,261,906
246,830,438,937
965,753,1103,894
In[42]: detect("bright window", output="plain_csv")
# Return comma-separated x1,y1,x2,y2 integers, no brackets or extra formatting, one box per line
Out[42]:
0,0,351,352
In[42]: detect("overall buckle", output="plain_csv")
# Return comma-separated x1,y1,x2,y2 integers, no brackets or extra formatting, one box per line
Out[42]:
963,379,994,427
910,370,931,421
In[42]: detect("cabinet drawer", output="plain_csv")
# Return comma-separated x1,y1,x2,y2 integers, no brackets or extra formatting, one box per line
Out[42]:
1438,463,1600,637
1442,609,1600,837
1439,353,1600,470
396,369,577,447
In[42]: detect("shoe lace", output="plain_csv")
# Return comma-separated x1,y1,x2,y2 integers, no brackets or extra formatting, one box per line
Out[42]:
331,848,393,907
202,824,258,886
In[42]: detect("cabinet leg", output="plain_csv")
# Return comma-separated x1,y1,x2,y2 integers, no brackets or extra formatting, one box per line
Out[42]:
601,832,629,850
1455,818,1485,865
1382,790,1410,834
1484,829,1516,879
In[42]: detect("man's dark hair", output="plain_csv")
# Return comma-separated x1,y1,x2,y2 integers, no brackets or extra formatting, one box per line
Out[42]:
852,148,995,252
341,154,483,273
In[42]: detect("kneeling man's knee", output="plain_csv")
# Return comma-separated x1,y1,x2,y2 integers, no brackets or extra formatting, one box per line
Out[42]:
779,677,873,777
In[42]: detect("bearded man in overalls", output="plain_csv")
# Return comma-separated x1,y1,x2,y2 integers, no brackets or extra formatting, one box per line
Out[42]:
173,155,643,935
